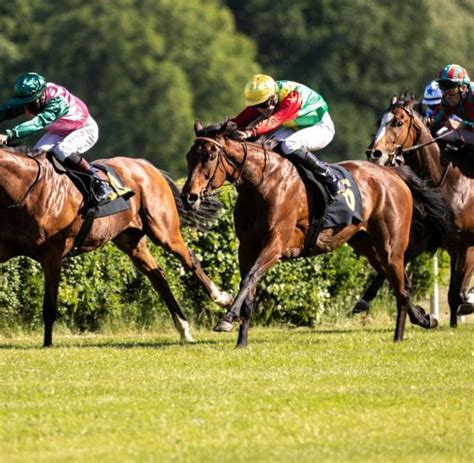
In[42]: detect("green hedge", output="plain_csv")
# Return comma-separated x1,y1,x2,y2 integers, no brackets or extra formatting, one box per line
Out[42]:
0,188,448,334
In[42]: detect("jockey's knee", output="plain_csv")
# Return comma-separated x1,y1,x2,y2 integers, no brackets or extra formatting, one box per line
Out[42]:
280,139,305,155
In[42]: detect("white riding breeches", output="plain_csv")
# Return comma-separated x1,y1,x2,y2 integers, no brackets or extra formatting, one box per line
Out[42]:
266,112,335,155
34,116,99,161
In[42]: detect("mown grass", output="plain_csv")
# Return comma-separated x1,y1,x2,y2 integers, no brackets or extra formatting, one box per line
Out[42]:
1,323,472,463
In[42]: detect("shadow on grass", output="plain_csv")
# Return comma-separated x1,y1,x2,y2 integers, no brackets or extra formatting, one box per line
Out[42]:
0,324,406,350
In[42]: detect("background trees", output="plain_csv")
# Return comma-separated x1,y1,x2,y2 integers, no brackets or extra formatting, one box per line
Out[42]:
1,0,472,171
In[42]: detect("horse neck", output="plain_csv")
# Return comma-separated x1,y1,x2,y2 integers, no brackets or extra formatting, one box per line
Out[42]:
224,140,283,191
407,123,444,184
0,150,49,208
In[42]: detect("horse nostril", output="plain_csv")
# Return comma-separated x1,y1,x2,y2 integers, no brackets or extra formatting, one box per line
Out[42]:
187,193,198,204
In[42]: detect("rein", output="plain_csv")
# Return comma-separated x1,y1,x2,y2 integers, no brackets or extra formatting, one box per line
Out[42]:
194,136,248,195
388,108,453,187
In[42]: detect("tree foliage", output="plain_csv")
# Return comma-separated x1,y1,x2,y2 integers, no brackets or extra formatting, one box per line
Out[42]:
226,0,473,161
0,0,258,174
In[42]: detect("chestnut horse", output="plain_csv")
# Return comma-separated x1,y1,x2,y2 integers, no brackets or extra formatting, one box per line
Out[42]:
0,146,232,346
366,99,474,326
182,121,444,347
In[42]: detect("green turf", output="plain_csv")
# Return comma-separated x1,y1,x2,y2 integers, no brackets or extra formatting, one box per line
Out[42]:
1,323,472,463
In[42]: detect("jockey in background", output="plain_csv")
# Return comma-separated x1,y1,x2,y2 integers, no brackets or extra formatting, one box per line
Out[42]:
421,80,442,123
229,74,341,199
432,64,474,146
0,72,113,202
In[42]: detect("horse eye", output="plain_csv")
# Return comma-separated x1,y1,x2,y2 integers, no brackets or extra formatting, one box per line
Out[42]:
209,153,216,161
396,120,404,127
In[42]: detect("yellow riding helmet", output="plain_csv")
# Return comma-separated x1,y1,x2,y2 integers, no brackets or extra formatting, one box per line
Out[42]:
244,74,277,106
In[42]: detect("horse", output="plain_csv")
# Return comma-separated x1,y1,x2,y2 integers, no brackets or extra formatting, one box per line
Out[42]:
182,120,446,347
366,97,474,326
0,146,232,347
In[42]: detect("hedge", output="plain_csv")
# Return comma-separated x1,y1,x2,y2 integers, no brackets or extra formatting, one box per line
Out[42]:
0,188,448,334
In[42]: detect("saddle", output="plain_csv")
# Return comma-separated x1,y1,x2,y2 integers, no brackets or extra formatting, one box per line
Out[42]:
294,164,363,256
47,153,135,258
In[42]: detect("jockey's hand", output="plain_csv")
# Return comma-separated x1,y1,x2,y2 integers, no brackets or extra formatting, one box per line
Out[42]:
445,118,463,131
0,134,8,145
230,130,252,141
422,116,434,127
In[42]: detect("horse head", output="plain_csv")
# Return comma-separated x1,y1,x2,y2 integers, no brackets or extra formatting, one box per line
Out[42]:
182,119,246,210
366,95,423,167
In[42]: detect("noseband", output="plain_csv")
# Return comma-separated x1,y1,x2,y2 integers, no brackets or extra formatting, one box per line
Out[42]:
194,136,248,195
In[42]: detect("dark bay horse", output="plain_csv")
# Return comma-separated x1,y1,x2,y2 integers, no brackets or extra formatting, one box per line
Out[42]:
366,100,474,326
182,121,445,347
0,147,232,346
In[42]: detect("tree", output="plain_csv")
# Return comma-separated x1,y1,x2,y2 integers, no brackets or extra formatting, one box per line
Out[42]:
0,0,259,174
226,0,473,161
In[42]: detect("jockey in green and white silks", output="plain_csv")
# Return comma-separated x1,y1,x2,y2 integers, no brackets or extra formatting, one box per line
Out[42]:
0,72,113,202
230,74,340,199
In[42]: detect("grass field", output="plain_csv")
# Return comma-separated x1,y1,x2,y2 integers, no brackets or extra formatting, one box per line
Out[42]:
1,322,473,463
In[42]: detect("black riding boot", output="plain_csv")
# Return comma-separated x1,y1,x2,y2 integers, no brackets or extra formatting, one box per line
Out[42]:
63,154,113,204
287,147,340,198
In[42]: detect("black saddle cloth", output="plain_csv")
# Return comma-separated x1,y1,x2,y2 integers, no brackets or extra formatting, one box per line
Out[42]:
295,163,363,228
294,163,363,256
47,153,132,218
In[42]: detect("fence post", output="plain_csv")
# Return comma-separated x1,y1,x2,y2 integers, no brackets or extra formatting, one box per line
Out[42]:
430,252,439,319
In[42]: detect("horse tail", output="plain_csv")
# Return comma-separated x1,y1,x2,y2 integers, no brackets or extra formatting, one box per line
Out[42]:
394,166,452,252
159,170,222,231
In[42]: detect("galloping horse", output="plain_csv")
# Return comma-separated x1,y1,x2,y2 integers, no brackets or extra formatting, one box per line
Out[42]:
366,98,474,326
0,146,232,346
182,121,445,347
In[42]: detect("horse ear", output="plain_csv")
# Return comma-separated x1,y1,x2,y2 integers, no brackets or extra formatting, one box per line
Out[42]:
194,120,204,135
390,95,398,108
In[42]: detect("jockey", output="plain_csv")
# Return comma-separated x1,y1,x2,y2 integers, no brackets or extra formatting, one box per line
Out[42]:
0,72,113,202
230,74,340,198
432,64,474,146
421,80,442,122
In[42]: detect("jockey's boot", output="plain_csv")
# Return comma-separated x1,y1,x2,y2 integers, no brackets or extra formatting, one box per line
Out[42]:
288,147,340,200
63,154,114,204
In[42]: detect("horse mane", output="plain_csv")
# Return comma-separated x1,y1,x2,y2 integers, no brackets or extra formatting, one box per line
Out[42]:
1,145,47,160
160,170,222,231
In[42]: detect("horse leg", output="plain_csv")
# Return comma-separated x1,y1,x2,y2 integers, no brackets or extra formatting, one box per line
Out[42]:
236,287,257,348
143,212,232,307
449,247,474,323
214,237,282,340
113,231,193,343
41,256,62,347
352,273,385,314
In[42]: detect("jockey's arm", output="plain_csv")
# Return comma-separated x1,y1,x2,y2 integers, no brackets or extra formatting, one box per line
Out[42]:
247,91,301,137
230,106,261,129
5,97,68,143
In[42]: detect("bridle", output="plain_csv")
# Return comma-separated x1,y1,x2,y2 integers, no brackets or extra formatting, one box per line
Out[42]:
369,106,455,168
194,136,248,196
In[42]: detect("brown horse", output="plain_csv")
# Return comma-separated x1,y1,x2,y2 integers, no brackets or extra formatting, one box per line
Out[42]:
366,99,474,326
182,121,444,347
0,146,232,347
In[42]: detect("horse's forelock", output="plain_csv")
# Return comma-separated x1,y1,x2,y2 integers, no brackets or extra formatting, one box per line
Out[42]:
200,120,238,138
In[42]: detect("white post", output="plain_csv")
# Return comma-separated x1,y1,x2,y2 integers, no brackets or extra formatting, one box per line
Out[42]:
431,252,439,319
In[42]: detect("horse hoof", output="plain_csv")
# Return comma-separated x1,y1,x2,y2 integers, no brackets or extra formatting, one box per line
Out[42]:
427,314,438,329
213,319,234,332
352,299,370,314
457,303,474,316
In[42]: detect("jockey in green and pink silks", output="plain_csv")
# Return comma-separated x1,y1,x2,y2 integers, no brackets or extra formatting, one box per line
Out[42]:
0,72,112,202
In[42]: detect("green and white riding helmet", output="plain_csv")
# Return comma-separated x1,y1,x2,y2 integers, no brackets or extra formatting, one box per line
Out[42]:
8,72,47,105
